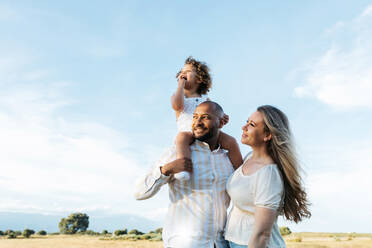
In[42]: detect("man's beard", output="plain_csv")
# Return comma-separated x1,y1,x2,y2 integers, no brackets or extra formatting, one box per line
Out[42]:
193,126,217,142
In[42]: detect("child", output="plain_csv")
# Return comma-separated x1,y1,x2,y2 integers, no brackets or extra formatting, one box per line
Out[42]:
172,57,243,180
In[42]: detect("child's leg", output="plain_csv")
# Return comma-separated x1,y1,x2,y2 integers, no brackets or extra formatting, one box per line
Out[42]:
175,131,194,159
174,132,194,181
218,131,243,169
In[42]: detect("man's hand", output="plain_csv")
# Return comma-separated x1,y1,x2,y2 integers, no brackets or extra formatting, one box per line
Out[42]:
161,158,192,176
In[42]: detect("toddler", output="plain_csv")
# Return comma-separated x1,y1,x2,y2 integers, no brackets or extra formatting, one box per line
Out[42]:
172,57,242,180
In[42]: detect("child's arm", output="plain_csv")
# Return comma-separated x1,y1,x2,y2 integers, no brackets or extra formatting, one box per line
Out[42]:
175,131,194,159
219,131,243,169
171,75,186,118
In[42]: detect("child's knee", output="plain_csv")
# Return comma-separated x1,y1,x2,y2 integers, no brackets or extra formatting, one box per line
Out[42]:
176,131,193,145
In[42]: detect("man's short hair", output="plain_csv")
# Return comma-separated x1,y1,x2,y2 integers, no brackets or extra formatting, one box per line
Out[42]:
198,101,224,118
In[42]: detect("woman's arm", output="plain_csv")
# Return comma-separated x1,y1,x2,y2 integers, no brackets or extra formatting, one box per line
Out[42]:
248,207,277,248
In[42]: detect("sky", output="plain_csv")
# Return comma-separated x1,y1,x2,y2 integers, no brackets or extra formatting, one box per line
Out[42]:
1,1,372,233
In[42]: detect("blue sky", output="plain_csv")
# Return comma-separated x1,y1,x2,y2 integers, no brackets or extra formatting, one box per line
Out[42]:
1,1,372,233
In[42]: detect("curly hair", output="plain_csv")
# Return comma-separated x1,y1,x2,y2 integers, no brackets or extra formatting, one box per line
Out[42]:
176,56,212,95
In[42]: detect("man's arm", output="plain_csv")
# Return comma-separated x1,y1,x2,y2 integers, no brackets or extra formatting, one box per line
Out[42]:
134,162,170,201
134,153,192,200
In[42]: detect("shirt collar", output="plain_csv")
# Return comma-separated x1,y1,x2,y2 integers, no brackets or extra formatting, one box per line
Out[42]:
194,139,223,153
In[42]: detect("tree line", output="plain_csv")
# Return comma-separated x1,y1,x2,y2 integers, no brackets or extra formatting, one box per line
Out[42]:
0,212,162,240
0,212,292,239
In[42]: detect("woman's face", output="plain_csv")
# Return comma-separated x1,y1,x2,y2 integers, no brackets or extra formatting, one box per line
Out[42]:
241,111,268,146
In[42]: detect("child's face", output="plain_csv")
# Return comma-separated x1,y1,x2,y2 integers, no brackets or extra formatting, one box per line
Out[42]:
179,64,201,90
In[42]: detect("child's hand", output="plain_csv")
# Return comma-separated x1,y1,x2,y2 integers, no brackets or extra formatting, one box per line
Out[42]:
222,114,229,126
177,74,186,88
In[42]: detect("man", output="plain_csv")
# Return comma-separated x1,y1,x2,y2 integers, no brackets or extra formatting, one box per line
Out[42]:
134,101,235,248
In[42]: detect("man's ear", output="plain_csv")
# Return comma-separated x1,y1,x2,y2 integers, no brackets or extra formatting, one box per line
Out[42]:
218,118,224,128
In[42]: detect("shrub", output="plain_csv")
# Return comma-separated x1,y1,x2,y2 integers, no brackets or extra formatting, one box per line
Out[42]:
14,231,22,236
101,230,108,235
294,236,302,242
279,226,291,236
128,229,144,235
142,234,152,240
4,230,14,235
0,230,4,236
7,233,17,239
114,229,127,236
23,229,35,238
154,228,163,234
150,234,162,241
84,230,99,235
37,230,47,235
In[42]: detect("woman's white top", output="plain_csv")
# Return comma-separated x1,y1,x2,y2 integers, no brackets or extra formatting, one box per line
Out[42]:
225,163,286,247
176,95,209,132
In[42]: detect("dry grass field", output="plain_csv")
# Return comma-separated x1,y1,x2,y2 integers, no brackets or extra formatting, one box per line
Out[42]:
1,233,372,248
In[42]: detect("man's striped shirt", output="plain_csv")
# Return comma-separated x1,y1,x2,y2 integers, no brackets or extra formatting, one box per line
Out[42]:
134,140,234,248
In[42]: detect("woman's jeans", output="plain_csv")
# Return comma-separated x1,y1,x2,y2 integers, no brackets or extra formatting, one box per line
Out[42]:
228,241,248,248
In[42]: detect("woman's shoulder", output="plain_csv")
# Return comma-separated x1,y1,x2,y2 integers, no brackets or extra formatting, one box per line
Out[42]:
255,164,283,188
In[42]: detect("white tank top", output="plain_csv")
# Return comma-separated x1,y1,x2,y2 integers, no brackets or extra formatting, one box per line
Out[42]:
176,95,209,132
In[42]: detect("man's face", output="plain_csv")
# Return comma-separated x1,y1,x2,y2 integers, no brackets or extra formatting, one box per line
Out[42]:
192,103,220,141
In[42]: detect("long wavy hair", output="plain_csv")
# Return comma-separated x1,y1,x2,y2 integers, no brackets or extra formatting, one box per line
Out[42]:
257,105,311,223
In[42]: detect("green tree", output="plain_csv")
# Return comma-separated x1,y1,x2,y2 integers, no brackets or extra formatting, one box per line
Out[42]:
23,229,35,238
154,228,163,234
58,212,89,234
0,230,4,236
37,230,47,235
101,230,108,235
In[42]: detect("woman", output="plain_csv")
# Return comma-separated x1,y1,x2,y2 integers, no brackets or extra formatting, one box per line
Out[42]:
224,105,311,248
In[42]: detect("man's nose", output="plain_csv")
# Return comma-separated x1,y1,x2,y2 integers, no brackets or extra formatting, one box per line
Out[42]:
195,117,203,125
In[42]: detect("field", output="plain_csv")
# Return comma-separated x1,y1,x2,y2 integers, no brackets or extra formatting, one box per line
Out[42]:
1,233,372,248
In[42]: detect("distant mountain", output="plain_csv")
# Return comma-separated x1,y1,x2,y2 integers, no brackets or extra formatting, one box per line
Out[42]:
0,211,161,233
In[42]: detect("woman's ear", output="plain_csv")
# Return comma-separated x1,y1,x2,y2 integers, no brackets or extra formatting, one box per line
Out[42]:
264,133,272,142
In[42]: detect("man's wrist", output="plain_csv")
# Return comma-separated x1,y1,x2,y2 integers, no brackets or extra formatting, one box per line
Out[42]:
160,165,171,176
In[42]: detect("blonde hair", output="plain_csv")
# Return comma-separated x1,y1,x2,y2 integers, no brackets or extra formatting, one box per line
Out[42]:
257,105,311,223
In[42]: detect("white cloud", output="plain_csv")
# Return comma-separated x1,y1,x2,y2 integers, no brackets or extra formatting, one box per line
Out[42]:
0,52,149,215
279,140,372,232
295,5,372,109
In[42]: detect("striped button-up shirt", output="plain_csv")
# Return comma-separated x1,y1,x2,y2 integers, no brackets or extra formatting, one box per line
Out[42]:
135,140,234,248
